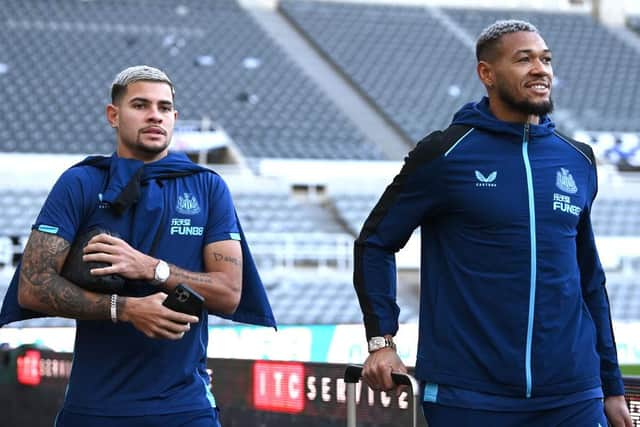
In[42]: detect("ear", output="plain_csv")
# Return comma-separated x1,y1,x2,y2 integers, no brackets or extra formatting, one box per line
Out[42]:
477,61,495,89
106,103,119,128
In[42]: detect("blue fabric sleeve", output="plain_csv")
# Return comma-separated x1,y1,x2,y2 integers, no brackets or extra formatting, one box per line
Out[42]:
204,175,240,244
34,167,95,243
576,168,625,397
354,137,448,339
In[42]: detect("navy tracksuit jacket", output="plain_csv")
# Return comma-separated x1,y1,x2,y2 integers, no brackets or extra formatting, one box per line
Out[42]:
354,97,624,400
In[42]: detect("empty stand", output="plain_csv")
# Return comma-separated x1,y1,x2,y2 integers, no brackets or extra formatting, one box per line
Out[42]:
0,237,13,267
0,186,357,271
232,191,354,269
0,0,384,160
592,198,640,236
0,189,48,239
209,274,418,326
606,276,640,321
1,1,639,330
280,1,640,142
573,131,640,168
331,192,379,235
628,15,640,35
280,1,482,143
263,278,365,324
234,192,345,233
444,7,640,133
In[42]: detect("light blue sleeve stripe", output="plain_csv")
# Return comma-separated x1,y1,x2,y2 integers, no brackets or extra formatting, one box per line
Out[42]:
444,128,474,157
554,132,593,165
229,232,241,241
423,383,439,403
37,225,59,234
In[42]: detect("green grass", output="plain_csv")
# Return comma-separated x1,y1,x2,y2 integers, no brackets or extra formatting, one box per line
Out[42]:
621,365,640,376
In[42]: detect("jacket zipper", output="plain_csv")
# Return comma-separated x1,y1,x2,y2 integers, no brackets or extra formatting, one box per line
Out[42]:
521,123,536,398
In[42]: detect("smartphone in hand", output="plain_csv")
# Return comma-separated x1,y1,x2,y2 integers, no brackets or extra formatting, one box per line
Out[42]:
163,284,204,317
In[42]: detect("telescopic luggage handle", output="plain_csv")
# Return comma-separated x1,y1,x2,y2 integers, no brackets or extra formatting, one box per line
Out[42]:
344,364,420,427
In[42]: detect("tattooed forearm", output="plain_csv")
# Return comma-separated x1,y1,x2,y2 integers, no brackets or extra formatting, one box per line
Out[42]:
21,231,70,287
171,267,212,285
19,231,110,320
213,252,242,267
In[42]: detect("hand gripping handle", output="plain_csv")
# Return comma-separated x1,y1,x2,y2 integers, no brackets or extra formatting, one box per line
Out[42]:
344,364,420,427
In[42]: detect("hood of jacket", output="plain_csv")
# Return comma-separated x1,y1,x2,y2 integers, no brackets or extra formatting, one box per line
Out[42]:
451,96,556,139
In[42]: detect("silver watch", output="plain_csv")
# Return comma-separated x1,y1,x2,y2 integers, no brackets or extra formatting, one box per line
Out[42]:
153,260,170,285
368,336,396,353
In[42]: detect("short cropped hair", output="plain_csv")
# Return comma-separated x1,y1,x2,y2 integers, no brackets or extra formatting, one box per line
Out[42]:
476,20,539,62
110,65,175,104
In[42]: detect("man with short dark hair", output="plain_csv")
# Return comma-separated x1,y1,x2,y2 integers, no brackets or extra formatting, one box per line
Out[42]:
355,20,632,426
0,65,275,426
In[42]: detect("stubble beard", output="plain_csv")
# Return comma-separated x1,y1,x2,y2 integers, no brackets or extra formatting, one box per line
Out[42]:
496,83,554,117
132,132,170,155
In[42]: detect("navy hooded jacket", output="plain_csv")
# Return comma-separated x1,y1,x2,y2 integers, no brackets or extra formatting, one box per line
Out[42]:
354,98,624,400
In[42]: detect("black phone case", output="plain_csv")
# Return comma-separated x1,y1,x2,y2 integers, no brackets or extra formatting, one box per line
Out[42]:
163,284,204,316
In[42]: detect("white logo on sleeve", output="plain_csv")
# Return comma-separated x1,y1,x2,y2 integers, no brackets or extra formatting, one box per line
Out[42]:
475,170,497,187
97,193,109,209
555,168,578,194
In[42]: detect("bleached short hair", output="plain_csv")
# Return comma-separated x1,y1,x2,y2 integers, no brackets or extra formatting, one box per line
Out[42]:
476,20,540,62
110,65,175,104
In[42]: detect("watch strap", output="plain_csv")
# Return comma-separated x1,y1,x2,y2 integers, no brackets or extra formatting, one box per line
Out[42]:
368,336,396,353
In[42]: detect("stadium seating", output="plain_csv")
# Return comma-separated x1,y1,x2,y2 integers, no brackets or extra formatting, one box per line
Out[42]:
0,0,384,160
233,192,345,234
606,276,640,321
628,15,640,35
280,0,482,143
280,1,640,142
573,131,640,168
0,237,14,268
592,198,640,236
0,271,418,327
232,191,354,270
331,192,379,235
444,8,640,133
208,274,418,326
1,1,639,330
0,189,48,239
0,183,359,266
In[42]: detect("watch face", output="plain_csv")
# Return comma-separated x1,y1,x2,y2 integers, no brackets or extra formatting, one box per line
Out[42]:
155,261,170,282
368,336,386,352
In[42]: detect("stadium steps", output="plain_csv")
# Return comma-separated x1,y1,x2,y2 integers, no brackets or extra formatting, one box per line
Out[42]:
240,0,411,160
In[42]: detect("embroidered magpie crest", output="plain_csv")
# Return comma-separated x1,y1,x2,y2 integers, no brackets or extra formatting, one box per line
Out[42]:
555,168,578,194
176,193,201,215
475,170,497,187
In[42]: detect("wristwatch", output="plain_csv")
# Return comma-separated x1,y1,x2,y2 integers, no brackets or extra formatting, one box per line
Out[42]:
152,260,170,285
368,336,396,353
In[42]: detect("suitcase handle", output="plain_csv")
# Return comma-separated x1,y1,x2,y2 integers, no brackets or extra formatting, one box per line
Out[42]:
344,364,420,396
344,364,420,427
